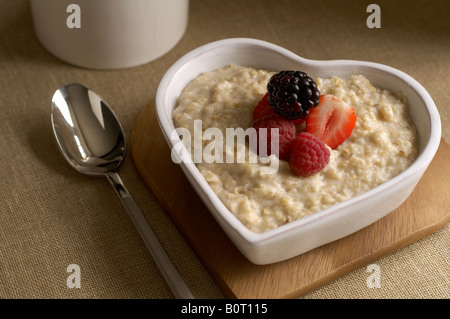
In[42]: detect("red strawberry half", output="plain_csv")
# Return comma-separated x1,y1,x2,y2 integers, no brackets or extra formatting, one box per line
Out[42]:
253,93,305,125
252,93,275,121
306,94,356,149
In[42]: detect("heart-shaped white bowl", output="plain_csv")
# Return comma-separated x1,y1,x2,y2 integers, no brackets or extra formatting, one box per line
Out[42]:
155,38,441,265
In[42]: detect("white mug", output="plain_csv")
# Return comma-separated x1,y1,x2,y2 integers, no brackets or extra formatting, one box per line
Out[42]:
30,0,189,69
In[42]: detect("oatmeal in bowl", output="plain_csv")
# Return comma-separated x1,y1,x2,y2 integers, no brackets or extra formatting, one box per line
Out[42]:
172,64,419,234
156,38,441,264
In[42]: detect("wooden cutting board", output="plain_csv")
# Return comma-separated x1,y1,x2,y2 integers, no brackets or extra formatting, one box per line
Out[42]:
129,101,450,299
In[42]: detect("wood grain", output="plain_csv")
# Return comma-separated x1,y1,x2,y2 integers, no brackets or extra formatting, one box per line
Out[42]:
129,101,450,299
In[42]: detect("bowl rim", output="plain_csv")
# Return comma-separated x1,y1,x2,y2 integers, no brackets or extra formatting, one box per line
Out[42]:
155,37,442,245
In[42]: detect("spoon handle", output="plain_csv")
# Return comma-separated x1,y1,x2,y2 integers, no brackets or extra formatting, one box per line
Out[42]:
105,171,195,299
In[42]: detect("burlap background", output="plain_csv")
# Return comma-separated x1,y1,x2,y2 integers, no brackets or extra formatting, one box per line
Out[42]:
0,0,448,299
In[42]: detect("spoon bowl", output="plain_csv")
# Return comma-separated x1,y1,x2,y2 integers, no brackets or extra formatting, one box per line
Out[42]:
51,83,194,298
51,83,125,175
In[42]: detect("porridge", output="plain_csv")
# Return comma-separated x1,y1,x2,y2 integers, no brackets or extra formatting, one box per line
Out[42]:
172,64,418,233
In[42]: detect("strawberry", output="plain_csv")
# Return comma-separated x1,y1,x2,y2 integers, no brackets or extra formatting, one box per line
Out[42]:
306,94,356,149
252,93,275,120
253,93,305,125
292,117,306,126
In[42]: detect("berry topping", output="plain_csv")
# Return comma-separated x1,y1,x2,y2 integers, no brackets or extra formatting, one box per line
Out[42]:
251,114,296,161
253,93,305,125
289,132,330,177
267,70,321,121
306,94,357,149
252,93,275,121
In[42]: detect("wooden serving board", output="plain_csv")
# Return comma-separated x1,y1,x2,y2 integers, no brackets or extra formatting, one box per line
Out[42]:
129,101,450,299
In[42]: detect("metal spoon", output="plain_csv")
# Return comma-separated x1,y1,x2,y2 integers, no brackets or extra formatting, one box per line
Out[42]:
50,83,194,299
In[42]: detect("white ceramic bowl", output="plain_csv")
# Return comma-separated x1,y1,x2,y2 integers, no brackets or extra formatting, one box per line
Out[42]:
155,38,441,265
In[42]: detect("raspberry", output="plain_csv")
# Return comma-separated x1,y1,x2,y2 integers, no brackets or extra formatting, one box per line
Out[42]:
289,132,330,176
267,70,320,120
251,114,296,161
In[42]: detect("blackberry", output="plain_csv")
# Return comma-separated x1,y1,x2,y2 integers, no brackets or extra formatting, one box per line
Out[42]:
267,70,321,120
